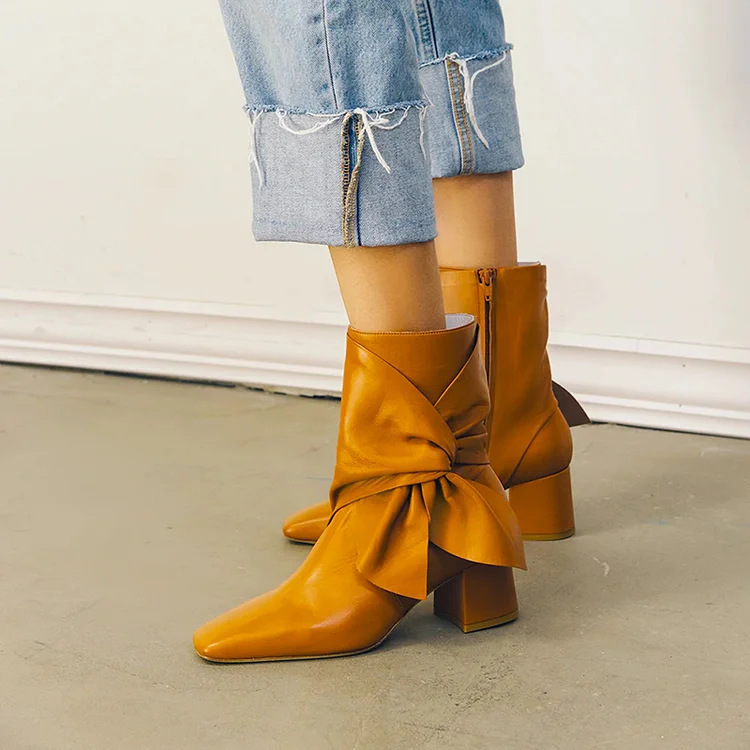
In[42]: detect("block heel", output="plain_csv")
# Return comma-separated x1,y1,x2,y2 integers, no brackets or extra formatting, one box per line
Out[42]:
433,565,519,634
509,466,575,541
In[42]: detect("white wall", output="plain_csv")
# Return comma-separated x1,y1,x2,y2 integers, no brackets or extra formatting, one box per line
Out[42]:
1,1,748,437
505,0,750,348
0,0,341,313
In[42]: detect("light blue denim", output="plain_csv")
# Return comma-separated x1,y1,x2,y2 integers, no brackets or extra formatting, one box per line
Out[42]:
218,0,524,247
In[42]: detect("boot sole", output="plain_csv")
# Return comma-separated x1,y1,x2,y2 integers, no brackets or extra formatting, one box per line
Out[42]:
195,635,390,664
435,608,519,634
285,532,574,545
521,528,575,542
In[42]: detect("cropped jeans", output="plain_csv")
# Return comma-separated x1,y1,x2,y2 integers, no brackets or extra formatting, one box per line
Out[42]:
218,0,524,247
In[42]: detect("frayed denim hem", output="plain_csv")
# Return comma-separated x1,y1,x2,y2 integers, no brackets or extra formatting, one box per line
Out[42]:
243,103,431,189
239,46,522,247
419,44,514,69
420,47,524,177
245,103,436,248
243,100,430,117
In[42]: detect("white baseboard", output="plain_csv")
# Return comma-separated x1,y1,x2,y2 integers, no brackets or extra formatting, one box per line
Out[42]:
1,290,748,439
548,332,750,439
0,290,347,395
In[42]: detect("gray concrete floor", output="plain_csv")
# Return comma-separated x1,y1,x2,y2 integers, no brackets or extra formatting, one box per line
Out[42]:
0,364,748,750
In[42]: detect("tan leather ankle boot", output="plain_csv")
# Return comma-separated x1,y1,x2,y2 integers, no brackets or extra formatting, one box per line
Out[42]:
193,316,525,662
442,264,582,540
283,263,588,545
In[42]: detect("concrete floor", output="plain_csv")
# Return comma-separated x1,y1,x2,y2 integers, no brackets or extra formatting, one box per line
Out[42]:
0,364,748,750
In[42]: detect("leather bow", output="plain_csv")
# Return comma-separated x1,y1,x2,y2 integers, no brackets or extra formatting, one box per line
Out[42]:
330,332,526,600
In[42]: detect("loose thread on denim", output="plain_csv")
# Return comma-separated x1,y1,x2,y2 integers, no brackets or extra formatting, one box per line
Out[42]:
352,108,410,173
418,99,431,159
275,110,342,135
447,51,507,149
247,111,264,187
253,105,430,179
245,99,427,115
420,45,513,69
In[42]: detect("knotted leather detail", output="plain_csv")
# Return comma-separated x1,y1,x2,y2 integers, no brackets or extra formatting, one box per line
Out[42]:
329,330,527,601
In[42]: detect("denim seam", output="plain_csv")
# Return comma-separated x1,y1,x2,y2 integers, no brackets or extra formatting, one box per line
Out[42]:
445,62,464,173
413,0,438,61
452,61,475,173
320,0,338,109
349,118,365,246
243,101,429,116
340,114,352,246
419,44,513,69
354,119,363,244
351,117,365,246
341,116,366,247
446,61,471,174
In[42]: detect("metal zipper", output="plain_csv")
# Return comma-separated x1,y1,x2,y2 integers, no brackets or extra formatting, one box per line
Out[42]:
477,268,496,382
478,268,496,440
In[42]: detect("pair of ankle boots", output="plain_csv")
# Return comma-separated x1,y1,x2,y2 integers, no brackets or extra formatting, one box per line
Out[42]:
193,263,589,663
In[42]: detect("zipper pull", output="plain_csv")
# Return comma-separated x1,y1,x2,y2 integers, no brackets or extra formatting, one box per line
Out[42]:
477,268,496,300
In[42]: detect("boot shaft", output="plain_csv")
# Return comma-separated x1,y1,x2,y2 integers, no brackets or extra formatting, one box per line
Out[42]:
335,314,494,490
331,314,526,600
440,264,573,486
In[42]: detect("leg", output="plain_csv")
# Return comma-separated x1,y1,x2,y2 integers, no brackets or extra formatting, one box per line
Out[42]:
433,172,518,269
423,3,588,427
421,2,585,537
195,0,525,664
329,242,444,332
411,0,522,269
281,2,588,549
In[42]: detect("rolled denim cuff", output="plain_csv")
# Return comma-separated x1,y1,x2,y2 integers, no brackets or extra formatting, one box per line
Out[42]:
420,47,524,178
249,104,437,248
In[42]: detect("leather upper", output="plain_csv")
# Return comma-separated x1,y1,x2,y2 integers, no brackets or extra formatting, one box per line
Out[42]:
193,317,524,662
441,264,573,486
330,323,526,600
282,264,577,545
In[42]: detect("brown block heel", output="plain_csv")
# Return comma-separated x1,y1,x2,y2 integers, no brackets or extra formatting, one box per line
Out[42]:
433,565,519,634
509,466,575,541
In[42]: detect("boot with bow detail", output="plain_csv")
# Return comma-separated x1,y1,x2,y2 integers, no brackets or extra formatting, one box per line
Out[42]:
193,315,526,662
283,263,589,546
